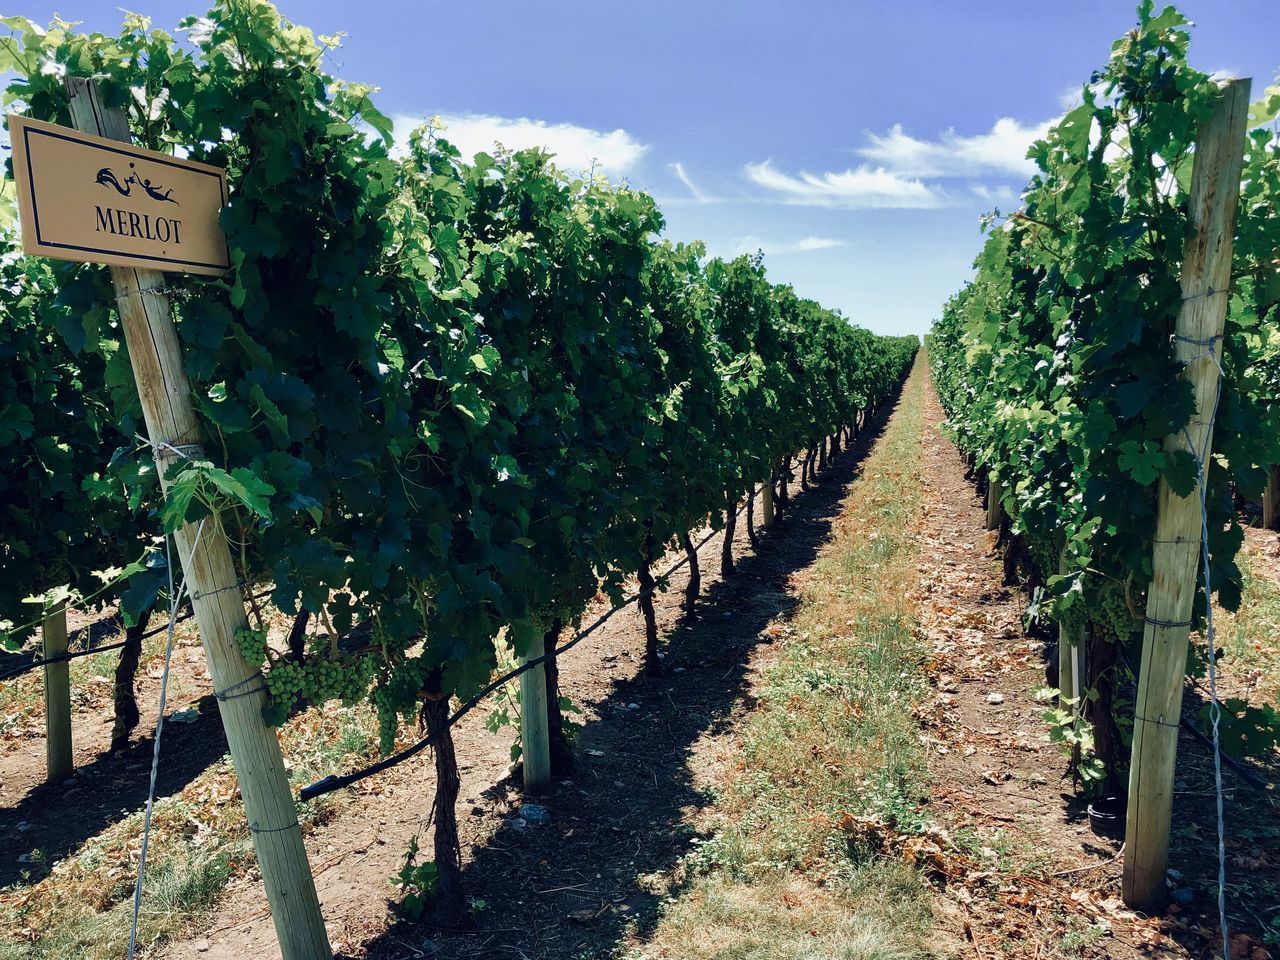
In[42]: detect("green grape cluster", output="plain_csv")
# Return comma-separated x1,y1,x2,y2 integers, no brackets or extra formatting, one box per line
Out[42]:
261,652,376,727
264,660,304,714
1090,581,1140,643
1027,536,1057,582
371,685,400,755
304,655,369,704
235,626,267,665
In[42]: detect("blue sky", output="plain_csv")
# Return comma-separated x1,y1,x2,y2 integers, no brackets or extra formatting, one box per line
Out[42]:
18,1,1280,335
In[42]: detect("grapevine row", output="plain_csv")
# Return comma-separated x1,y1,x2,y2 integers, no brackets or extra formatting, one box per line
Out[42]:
0,1,916,921
926,3,1279,813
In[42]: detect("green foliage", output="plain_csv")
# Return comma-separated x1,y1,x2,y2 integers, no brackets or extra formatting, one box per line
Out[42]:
0,228,162,645
160,460,275,532
1,3,915,760
392,836,438,921
1201,699,1280,759
927,2,1280,770
1038,689,1107,788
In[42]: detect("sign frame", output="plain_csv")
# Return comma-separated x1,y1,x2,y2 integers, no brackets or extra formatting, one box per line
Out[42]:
7,113,231,276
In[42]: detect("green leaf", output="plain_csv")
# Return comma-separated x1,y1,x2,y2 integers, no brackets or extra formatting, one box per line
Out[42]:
249,383,289,439
1162,448,1199,497
1117,440,1166,486
161,469,205,533
206,467,276,520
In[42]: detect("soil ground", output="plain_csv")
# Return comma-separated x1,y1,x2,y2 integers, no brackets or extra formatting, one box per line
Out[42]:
0,610,227,888
154,406,890,960
914,372,1279,960
2,356,1276,959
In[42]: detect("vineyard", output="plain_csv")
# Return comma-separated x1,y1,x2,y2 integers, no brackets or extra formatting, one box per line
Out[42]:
0,2,1278,959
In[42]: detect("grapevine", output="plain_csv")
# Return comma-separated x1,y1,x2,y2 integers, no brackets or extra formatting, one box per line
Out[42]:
2,0,917,918
926,0,1280,788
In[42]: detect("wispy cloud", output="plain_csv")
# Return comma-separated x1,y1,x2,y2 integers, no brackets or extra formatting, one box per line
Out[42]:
969,183,1019,204
732,235,846,256
1059,83,1088,110
743,159,945,209
856,118,1051,179
669,161,720,203
743,117,1055,211
393,113,649,175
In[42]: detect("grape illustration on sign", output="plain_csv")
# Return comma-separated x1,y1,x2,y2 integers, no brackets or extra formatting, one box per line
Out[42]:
96,163,181,204
6,113,229,276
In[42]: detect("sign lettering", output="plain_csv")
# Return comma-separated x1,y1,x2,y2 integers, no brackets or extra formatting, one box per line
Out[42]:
7,114,230,276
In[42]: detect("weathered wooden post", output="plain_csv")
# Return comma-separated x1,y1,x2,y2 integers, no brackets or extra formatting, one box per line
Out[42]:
42,603,72,784
985,470,1003,531
760,470,775,527
64,78,332,959
1122,77,1250,911
1057,621,1076,707
519,631,552,794
1264,465,1279,530
1056,553,1082,711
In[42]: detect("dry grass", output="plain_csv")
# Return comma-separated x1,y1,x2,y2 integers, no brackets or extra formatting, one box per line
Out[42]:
0,597,382,958
1216,555,1280,705
0,699,379,959
632,872,931,960
628,360,936,960
0,619,196,740
0,596,317,740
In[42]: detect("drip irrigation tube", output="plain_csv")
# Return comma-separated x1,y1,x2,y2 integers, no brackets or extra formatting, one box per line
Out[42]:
300,486,773,801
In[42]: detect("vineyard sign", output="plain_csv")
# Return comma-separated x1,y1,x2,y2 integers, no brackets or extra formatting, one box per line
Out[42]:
7,114,230,276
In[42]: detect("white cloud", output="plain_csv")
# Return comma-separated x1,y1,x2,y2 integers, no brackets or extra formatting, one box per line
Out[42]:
393,113,649,175
856,118,1052,179
732,235,846,256
1059,83,1087,110
743,159,945,209
669,161,719,203
970,183,1019,204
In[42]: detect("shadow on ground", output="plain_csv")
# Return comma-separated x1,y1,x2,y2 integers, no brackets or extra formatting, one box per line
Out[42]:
0,699,228,887
360,386,905,960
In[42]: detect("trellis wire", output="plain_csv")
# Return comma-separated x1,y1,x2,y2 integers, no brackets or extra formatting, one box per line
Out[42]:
300,497,746,801
1183,333,1231,960
127,517,205,959
299,416,882,802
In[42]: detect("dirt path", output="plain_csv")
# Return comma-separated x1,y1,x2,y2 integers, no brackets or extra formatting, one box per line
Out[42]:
154,410,895,960
1243,527,1280,590
12,364,1273,960
0,619,233,887
914,374,1278,960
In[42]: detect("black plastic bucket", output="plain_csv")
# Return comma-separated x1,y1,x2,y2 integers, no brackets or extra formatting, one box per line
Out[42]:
1087,794,1127,838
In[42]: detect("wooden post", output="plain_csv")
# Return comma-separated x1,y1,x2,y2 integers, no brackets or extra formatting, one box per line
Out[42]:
1057,555,1085,716
1264,465,1279,530
1054,624,1085,716
1122,78,1250,912
761,472,775,527
65,78,331,959
42,603,72,784
520,631,552,794
985,470,1002,531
